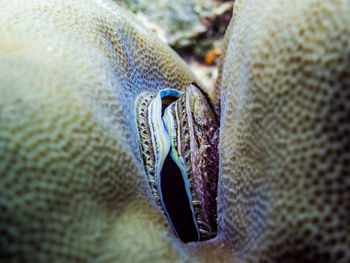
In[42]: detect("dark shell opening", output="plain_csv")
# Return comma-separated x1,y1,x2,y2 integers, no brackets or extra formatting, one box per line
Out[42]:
160,93,199,242
160,152,199,242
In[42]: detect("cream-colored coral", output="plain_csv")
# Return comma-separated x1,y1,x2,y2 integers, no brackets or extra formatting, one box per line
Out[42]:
0,0,198,262
218,0,350,261
0,0,349,262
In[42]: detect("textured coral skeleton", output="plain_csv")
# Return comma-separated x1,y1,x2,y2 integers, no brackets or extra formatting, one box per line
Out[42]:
0,0,349,262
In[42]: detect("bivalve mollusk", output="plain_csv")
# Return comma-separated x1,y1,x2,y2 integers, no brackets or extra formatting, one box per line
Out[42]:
135,84,219,242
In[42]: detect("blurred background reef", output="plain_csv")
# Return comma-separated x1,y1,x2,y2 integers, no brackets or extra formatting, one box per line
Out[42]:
114,0,234,90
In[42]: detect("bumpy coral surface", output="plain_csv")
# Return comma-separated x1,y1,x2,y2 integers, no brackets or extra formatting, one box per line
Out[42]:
0,0,200,262
0,0,350,262
218,0,350,262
